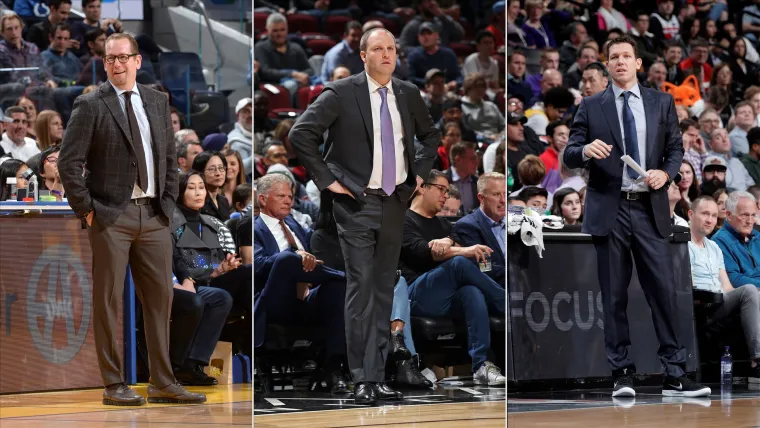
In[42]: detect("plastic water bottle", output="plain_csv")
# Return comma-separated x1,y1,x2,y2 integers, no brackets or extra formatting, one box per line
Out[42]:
721,346,733,386
507,167,514,191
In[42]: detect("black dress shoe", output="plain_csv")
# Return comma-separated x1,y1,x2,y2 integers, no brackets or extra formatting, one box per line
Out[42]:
391,330,412,361
175,365,218,386
395,355,434,389
354,382,377,405
330,370,351,394
375,382,403,400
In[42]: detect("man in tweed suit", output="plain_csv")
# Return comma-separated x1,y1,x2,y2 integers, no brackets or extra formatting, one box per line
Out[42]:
58,33,205,406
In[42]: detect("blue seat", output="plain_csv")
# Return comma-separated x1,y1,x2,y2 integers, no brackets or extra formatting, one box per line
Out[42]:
158,51,220,114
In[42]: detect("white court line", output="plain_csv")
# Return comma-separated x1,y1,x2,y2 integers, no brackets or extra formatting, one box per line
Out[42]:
403,395,446,398
325,403,370,407
265,398,285,406
254,409,276,413
458,387,484,395
407,399,453,403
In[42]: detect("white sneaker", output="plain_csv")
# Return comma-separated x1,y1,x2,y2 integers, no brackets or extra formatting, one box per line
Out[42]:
473,361,506,386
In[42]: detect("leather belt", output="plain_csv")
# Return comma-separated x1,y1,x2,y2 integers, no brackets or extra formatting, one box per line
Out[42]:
131,197,153,205
364,188,389,197
621,191,647,201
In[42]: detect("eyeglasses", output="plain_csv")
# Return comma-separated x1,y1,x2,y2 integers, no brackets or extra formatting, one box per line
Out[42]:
205,166,226,174
44,156,58,164
104,54,138,64
424,183,450,196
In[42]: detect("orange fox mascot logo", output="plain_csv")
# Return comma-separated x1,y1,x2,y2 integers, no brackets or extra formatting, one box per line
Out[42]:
661,75,705,117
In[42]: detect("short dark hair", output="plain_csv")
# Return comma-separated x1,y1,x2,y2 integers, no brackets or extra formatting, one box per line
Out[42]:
49,23,71,38
177,140,202,158
82,0,100,7
584,61,608,77
606,34,639,59
49,0,72,9
177,171,205,208
543,87,574,109
546,120,568,139
519,186,549,203
233,183,252,209
577,44,597,59
666,39,682,50
679,118,699,133
192,151,228,177
4,106,25,116
345,20,362,34
84,27,105,45
475,30,494,44
508,50,526,62
425,169,449,184
748,127,760,148
690,37,709,49
449,141,477,163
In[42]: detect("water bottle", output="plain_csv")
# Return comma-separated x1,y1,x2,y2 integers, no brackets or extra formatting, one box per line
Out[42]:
507,167,514,191
721,346,733,386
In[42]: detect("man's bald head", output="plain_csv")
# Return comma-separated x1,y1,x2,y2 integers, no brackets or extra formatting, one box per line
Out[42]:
541,69,563,94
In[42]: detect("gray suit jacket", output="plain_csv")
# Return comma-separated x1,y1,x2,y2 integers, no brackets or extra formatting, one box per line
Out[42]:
289,72,440,205
58,82,178,227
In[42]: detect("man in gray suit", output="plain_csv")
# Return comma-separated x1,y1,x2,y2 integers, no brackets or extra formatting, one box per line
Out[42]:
289,28,440,405
58,33,205,406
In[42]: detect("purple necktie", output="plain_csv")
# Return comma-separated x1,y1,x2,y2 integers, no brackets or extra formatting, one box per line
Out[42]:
378,87,396,195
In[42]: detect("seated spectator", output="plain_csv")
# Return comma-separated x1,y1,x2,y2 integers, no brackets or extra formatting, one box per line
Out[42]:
37,145,64,200
526,48,560,98
14,96,38,139
169,274,232,385
551,187,582,226
77,28,106,87
0,12,57,88
437,99,477,143
309,198,432,389
401,170,506,385
729,101,755,158
170,107,186,134
269,119,308,183
174,129,200,150
522,0,559,49
461,73,505,138
644,62,667,92
253,91,280,142
516,154,547,191
688,195,760,381
0,158,29,201
713,191,760,288
26,0,71,52
398,0,464,53
232,183,252,214
563,44,598,91
675,160,700,220
254,13,314,97
253,174,350,393
407,22,462,90
255,141,289,180
742,128,760,186
701,156,729,197
177,140,202,173
507,51,533,104
228,98,252,180
538,120,569,171
433,122,461,171
463,31,500,94
70,0,122,57
237,210,252,264
320,20,363,84
680,119,708,183
556,148,587,193
421,69,458,124
438,184,462,216
42,23,82,86
493,142,506,175
528,68,563,106
34,110,63,150
526,86,572,137
267,163,319,227
668,181,689,227
192,151,232,221
452,172,506,285
712,188,728,236
698,108,721,146
0,106,39,162
222,148,246,207
444,141,479,214
709,128,755,192
519,185,548,212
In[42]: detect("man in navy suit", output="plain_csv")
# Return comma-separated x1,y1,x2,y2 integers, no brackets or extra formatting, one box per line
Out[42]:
564,35,710,398
253,174,350,393
451,172,506,285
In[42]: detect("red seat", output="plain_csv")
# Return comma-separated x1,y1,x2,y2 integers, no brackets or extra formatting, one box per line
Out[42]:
495,90,505,114
363,16,398,36
287,13,320,34
260,84,292,110
308,84,325,105
307,38,337,55
324,15,352,39
253,12,269,31
296,86,312,110
449,42,476,58
300,32,330,41
493,54,505,75
460,18,474,40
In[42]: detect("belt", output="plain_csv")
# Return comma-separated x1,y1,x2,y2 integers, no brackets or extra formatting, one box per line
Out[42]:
131,197,153,205
621,191,648,201
364,188,390,197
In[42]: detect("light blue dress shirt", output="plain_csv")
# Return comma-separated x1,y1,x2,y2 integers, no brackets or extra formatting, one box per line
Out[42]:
478,208,505,255
611,83,648,192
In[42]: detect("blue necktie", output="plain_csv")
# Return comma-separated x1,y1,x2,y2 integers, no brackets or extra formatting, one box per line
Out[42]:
622,91,640,179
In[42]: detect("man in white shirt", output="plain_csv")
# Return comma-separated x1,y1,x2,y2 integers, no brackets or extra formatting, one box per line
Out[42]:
462,30,499,95
688,195,760,381
0,106,40,162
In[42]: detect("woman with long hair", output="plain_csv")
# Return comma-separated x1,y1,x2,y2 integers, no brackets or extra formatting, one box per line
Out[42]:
221,148,246,206
34,110,64,151
551,187,582,226
675,160,700,220
710,62,742,106
712,188,728,233
434,122,462,171
727,37,760,89
15,96,37,139
192,151,231,221
0,159,29,201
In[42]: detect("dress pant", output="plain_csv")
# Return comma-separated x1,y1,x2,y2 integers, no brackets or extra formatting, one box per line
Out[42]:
88,202,174,388
170,286,233,368
592,197,687,377
333,191,407,383
408,256,506,372
256,251,347,360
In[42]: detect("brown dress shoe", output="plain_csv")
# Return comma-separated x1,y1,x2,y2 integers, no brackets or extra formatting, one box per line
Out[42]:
147,383,207,404
103,383,146,406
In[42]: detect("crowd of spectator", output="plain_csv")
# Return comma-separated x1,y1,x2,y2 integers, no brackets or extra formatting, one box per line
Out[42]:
253,0,507,391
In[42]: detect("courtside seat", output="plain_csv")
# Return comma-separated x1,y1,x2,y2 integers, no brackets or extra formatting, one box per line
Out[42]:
411,315,506,370
693,289,749,381
255,323,326,394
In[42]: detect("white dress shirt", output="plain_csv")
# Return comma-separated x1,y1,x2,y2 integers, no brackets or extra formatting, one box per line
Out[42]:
366,72,408,190
110,81,156,199
260,212,305,252
0,133,40,163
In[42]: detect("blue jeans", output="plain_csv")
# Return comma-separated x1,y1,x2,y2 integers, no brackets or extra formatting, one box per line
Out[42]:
390,275,417,356
408,256,505,372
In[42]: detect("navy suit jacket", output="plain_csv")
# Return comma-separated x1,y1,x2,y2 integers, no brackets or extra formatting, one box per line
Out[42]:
563,84,684,238
451,210,505,284
253,215,312,285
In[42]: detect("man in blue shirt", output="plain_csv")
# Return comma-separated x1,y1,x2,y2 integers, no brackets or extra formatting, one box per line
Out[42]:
320,20,363,83
407,22,462,90
41,23,82,86
712,191,760,288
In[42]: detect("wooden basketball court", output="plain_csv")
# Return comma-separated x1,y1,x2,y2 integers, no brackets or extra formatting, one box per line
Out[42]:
0,384,251,427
